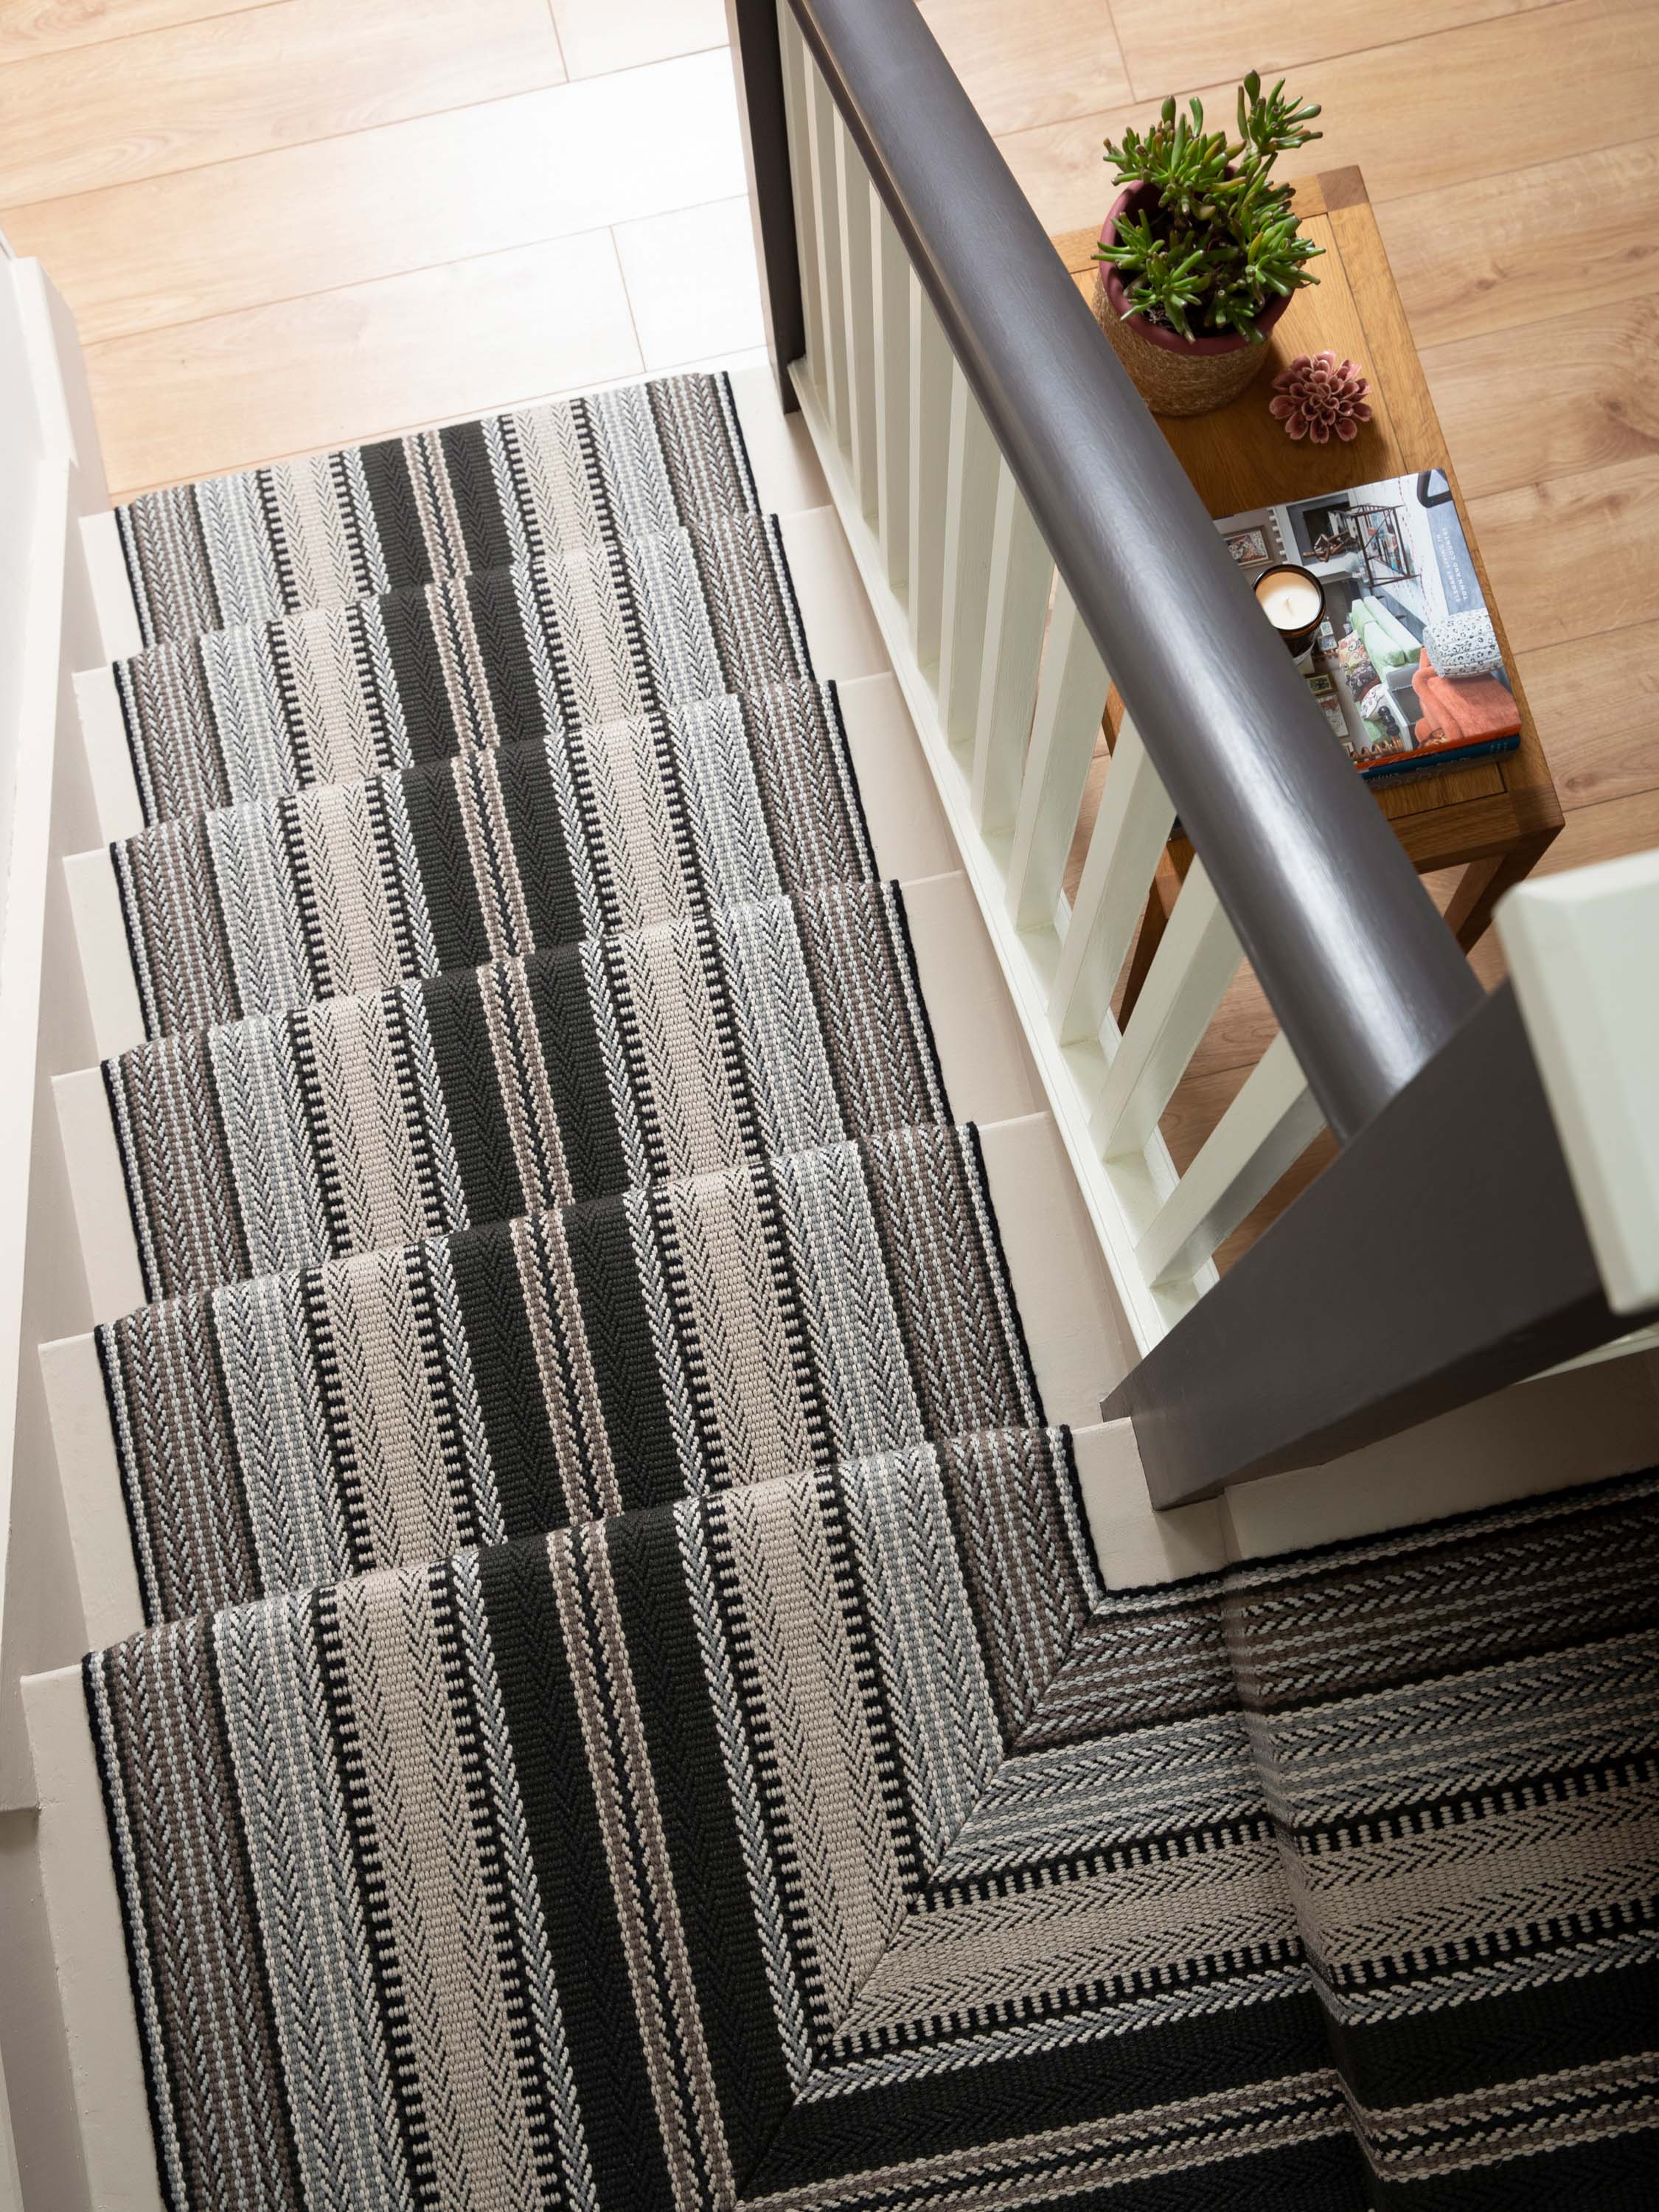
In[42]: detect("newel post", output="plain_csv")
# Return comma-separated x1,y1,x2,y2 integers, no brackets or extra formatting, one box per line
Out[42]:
726,0,807,412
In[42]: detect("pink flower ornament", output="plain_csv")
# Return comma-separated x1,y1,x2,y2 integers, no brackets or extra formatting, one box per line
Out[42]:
1269,350,1372,443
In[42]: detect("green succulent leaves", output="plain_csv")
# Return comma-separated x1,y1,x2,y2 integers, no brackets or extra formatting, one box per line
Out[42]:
1096,72,1324,341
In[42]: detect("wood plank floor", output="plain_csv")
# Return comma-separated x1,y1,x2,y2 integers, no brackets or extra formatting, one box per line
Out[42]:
0,0,1652,1188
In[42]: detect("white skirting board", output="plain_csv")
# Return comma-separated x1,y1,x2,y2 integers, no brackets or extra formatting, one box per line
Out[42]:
21,1665,164,2212
728,364,830,517
77,512,142,666
52,1068,144,1326
39,1334,142,1650
836,672,956,882
73,667,142,846
777,503,888,689
902,869,1042,1127
63,850,143,1061
977,1110,1131,1429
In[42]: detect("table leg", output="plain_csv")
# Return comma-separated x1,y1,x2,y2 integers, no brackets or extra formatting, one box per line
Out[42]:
1442,834,1558,952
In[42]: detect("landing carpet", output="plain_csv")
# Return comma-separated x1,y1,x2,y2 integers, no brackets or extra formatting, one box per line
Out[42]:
114,681,873,1035
105,883,947,1301
114,513,810,825
88,1439,1659,2210
115,371,758,647
100,1124,1039,1624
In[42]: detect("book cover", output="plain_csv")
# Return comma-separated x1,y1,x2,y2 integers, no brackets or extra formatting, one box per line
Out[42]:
1215,469,1521,787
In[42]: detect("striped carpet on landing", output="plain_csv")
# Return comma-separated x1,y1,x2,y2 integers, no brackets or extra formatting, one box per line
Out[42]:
87,1438,1659,2211
80,369,1659,2209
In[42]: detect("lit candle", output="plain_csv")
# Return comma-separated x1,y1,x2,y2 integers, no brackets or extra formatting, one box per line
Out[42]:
1253,564,1325,644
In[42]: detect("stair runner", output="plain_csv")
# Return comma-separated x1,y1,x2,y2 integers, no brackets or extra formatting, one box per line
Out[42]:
80,372,1659,2211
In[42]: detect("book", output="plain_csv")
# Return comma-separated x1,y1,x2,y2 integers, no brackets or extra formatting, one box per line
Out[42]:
1215,469,1521,788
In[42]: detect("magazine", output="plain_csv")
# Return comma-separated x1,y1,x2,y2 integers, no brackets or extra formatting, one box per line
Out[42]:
1217,470,1520,787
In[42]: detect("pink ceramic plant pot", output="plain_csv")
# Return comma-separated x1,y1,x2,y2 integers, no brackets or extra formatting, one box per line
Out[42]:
1093,181,1292,417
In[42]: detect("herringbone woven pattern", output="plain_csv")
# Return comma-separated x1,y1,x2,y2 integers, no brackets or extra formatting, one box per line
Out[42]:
114,512,810,824
89,1440,1659,2211
102,1124,1038,1624
116,371,757,646
106,883,947,1301
81,370,1659,2210
114,681,873,1034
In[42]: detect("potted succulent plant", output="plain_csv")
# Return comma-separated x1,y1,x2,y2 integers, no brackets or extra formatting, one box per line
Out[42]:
1093,73,1324,417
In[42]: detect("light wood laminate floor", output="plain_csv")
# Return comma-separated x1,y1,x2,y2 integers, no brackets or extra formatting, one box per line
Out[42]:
1,0,1654,1197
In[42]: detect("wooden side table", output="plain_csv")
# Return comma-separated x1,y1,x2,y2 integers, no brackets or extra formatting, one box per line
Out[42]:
1052,167,1560,1013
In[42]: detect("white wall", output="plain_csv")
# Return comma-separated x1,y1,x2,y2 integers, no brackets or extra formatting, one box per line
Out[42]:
0,257,114,2212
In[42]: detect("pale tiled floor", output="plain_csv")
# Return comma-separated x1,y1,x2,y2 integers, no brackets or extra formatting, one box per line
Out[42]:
0,1,767,488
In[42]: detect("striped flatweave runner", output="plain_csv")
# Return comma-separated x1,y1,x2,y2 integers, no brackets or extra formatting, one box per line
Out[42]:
88,1440,1659,2210
114,681,872,1034
115,371,757,646
106,883,946,1301
114,514,810,824
100,1124,1038,1624
80,370,1659,2208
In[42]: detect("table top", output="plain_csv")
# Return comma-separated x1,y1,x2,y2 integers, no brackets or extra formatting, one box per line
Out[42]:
1052,167,1561,869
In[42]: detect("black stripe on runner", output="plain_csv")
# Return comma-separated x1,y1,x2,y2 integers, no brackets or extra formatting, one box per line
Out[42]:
466,566,549,752
755,1980,1343,2195
402,760,493,975
437,420,515,574
477,1532,679,2212
361,439,432,593
564,1194,679,1514
380,584,465,768
524,945,630,1203
605,1498,799,2183
496,740,585,953
446,1218,568,1542
421,966,526,1231
1332,1952,1659,2116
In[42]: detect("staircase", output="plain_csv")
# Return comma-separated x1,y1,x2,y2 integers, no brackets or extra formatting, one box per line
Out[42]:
1,0,1658,2194
3,339,1652,2211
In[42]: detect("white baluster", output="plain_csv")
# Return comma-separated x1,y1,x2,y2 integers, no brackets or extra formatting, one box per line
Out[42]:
1049,715,1174,1046
1089,861,1242,1156
834,115,879,521
805,65,849,445
936,364,1000,747
907,274,950,673
871,204,911,597
972,464,1051,836
1005,585,1109,932
776,4,824,396
1134,1034,1322,1287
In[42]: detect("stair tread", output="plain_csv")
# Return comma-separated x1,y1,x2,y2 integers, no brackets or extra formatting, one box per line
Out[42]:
113,681,874,1037
99,1124,1040,1624
113,512,813,826
114,369,759,650
104,883,950,1304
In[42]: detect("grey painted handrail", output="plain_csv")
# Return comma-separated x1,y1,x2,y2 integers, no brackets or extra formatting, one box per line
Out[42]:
781,0,1482,1144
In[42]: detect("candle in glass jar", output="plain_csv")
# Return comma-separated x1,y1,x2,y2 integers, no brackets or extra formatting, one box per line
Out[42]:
1254,566,1324,634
